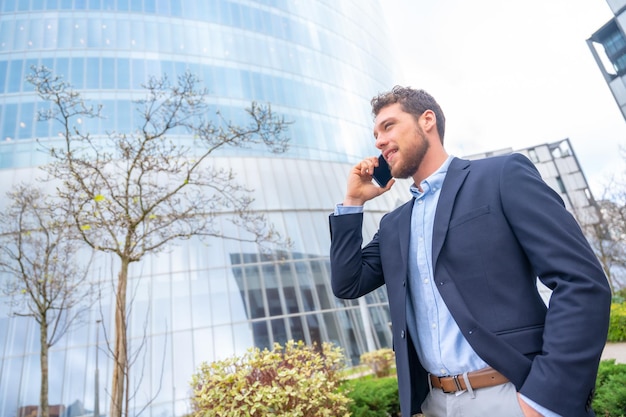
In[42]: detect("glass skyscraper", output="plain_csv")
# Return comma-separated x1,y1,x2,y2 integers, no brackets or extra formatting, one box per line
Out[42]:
0,0,408,415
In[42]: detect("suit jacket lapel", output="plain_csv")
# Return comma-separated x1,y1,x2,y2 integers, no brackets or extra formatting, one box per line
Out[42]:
397,198,414,272
432,157,470,267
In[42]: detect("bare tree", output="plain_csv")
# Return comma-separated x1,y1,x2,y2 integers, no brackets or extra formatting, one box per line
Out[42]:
576,147,626,294
0,184,94,417
27,66,291,417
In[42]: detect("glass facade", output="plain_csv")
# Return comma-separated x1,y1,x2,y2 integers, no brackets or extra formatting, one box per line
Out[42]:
588,1,626,121
0,1,407,416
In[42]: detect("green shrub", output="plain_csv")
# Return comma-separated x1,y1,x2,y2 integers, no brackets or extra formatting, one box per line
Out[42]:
608,302,626,342
594,359,626,417
341,375,400,417
189,340,351,417
360,348,396,378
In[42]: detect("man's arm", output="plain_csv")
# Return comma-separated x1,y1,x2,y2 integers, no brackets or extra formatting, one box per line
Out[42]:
501,154,611,416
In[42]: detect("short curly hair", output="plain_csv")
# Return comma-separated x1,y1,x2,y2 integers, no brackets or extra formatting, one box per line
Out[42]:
371,86,446,143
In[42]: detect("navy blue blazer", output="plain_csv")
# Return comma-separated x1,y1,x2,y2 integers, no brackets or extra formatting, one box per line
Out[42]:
329,154,611,417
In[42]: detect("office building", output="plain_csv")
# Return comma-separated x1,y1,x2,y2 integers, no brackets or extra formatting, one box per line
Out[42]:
588,0,626,121
0,1,405,415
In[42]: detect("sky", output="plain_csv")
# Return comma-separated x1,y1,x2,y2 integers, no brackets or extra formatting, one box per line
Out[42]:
382,0,626,198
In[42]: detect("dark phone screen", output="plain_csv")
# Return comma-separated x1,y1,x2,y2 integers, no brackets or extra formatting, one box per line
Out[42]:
372,154,392,187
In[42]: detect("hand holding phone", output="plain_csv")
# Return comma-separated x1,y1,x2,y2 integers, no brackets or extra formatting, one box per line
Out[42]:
372,154,393,187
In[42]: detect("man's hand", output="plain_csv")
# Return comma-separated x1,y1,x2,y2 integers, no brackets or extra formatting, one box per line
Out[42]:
343,157,395,206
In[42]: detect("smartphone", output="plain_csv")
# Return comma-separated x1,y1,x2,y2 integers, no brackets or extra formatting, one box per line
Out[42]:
372,154,393,187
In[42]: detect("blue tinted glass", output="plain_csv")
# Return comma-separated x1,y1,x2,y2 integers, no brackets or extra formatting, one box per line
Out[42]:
7,60,23,93
145,60,161,79
88,0,102,9
144,20,157,51
102,18,115,48
72,18,87,48
54,57,69,79
28,18,44,49
60,0,72,9
42,19,56,48
32,0,45,9
102,0,114,10
130,0,141,12
117,0,129,10
57,18,72,48
117,58,129,89
40,57,53,69
155,0,168,15
160,61,174,79
130,20,144,49
2,103,17,140
229,3,242,27
18,102,35,139
88,18,102,47
0,61,6,93
144,0,155,13
131,59,145,88
15,19,28,50
170,0,181,16
70,57,85,88
117,19,130,49
101,58,115,89
45,0,57,9
23,59,37,92
35,103,51,138
0,21,14,52
2,0,16,12
117,100,131,131
17,0,29,10
158,24,171,51
86,57,99,89
75,0,87,9
182,0,196,18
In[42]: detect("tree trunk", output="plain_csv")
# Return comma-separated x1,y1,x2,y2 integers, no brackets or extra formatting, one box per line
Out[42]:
109,258,129,417
40,319,49,417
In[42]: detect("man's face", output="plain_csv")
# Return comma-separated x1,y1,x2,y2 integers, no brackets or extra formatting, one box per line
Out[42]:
373,103,429,179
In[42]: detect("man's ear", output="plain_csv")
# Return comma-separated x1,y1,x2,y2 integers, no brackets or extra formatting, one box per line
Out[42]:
420,109,437,133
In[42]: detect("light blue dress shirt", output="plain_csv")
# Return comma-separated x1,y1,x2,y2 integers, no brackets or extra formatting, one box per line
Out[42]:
334,156,560,417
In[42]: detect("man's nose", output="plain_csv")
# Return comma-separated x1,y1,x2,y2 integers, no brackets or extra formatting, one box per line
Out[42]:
375,134,387,150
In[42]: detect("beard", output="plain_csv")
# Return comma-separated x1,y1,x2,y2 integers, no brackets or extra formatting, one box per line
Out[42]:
391,126,429,179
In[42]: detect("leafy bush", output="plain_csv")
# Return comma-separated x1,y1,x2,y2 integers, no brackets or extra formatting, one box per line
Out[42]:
189,340,351,417
594,359,626,417
341,375,400,417
360,348,396,377
608,302,626,342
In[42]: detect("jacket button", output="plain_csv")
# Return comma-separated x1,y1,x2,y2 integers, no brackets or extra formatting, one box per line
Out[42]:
400,330,405,338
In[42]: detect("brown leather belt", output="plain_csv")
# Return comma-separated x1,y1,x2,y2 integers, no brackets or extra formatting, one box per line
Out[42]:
429,367,509,393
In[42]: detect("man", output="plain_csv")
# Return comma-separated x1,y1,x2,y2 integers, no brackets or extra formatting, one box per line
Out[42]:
329,86,611,417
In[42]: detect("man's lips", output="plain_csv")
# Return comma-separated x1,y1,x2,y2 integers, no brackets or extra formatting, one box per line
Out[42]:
383,150,397,162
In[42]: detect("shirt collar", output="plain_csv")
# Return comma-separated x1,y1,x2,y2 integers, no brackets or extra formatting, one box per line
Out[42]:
410,155,454,199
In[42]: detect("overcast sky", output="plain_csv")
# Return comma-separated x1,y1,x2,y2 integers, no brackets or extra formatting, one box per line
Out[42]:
382,0,626,197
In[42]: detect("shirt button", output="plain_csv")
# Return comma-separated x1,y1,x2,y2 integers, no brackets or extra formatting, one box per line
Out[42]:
423,278,429,284
440,368,446,375
400,330,406,338
432,323,437,329
418,199,423,204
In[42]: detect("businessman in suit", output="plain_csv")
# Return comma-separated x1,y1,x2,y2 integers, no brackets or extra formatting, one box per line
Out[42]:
329,86,611,417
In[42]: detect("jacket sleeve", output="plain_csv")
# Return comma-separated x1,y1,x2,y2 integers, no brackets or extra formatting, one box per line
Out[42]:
328,212,385,299
500,154,611,416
